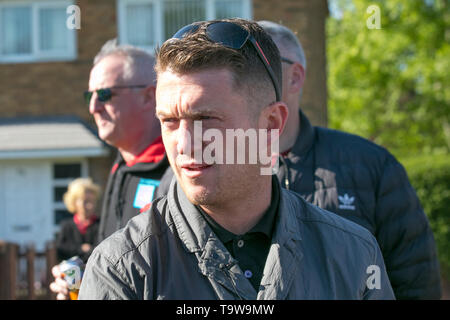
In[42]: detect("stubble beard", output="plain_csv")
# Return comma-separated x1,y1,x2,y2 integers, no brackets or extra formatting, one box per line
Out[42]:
179,163,261,209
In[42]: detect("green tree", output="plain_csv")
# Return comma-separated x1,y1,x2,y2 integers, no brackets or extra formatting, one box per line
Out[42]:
327,0,449,158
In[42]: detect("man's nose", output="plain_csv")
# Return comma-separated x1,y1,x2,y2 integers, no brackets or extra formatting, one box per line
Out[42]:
176,120,192,156
176,120,203,159
89,93,104,114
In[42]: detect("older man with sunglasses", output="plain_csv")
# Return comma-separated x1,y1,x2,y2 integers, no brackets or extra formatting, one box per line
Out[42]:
78,18,394,300
49,40,169,299
86,41,169,241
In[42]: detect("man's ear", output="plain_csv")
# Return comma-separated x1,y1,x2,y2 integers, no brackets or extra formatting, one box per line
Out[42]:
287,62,305,94
262,102,289,138
142,85,156,108
258,102,288,172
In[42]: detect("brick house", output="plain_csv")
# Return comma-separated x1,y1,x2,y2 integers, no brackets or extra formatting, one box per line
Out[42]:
0,0,328,250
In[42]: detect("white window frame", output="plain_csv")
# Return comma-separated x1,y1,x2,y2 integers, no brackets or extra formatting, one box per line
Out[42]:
0,0,77,63
117,0,162,53
51,158,88,232
117,0,252,52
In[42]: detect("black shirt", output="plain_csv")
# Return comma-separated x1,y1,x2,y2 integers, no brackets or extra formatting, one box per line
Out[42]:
197,175,280,291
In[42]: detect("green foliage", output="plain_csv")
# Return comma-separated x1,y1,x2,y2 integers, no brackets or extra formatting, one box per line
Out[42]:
402,154,450,277
327,0,450,158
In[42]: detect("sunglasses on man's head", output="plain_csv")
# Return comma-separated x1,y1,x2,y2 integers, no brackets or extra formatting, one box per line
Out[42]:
172,21,281,102
280,57,295,65
84,85,147,105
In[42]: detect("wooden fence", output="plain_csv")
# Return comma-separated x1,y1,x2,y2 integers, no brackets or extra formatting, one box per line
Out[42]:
0,241,57,300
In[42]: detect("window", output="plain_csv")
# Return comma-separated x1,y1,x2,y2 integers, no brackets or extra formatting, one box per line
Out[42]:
0,1,76,63
52,161,87,227
118,0,252,51
53,163,82,179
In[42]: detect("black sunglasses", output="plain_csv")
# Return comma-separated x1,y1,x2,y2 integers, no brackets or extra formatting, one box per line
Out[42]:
172,21,281,102
84,85,147,105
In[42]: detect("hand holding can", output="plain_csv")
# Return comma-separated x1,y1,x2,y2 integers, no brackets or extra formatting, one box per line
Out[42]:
59,256,84,300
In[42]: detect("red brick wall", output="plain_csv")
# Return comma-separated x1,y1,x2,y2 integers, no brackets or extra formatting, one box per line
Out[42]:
0,0,328,128
0,0,116,128
0,0,118,187
0,0,329,189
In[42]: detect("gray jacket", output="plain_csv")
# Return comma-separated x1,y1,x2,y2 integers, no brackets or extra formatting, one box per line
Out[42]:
79,178,394,300
276,110,441,299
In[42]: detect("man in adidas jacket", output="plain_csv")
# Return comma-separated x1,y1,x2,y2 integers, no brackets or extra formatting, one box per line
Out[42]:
258,21,441,299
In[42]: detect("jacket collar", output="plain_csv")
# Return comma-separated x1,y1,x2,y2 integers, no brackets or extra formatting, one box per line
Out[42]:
127,136,165,167
125,136,165,167
288,109,316,159
257,188,303,299
112,136,168,174
272,189,302,245
167,176,301,251
168,177,212,253
168,178,255,298
167,175,303,299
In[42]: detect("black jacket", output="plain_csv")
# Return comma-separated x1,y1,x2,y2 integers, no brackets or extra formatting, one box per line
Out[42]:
56,218,99,263
97,150,169,243
276,110,441,299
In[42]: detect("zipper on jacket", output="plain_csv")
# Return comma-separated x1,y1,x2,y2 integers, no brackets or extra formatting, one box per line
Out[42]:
278,155,290,190
116,198,125,230
219,263,244,300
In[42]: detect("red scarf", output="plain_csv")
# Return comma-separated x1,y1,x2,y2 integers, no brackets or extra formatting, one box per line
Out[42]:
125,136,165,167
73,214,98,235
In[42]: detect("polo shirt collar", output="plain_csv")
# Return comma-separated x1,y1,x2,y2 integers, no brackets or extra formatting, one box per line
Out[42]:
196,175,280,244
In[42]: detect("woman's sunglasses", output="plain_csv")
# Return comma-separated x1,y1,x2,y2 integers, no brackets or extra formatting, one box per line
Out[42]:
84,85,147,105
172,21,281,102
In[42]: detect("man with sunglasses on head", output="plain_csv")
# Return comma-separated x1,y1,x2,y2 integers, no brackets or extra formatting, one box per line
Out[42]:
79,18,394,300
49,40,169,299
257,21,441,300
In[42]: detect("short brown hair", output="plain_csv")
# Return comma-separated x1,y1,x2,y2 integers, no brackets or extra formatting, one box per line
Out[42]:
155,18,282,110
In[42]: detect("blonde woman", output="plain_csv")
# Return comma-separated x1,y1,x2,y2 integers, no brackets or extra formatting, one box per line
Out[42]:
56,178,101,263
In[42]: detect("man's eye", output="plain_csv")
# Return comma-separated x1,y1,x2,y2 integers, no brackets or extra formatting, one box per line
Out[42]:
161,118,179,128
196,116,213,121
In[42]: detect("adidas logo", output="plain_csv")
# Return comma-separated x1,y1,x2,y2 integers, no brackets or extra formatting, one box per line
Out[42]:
338,193,356,210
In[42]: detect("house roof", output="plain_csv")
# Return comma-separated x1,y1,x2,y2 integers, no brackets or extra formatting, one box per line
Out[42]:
0,116,110,159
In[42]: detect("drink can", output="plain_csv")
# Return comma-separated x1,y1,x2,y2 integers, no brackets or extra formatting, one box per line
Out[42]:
59,256,84,300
